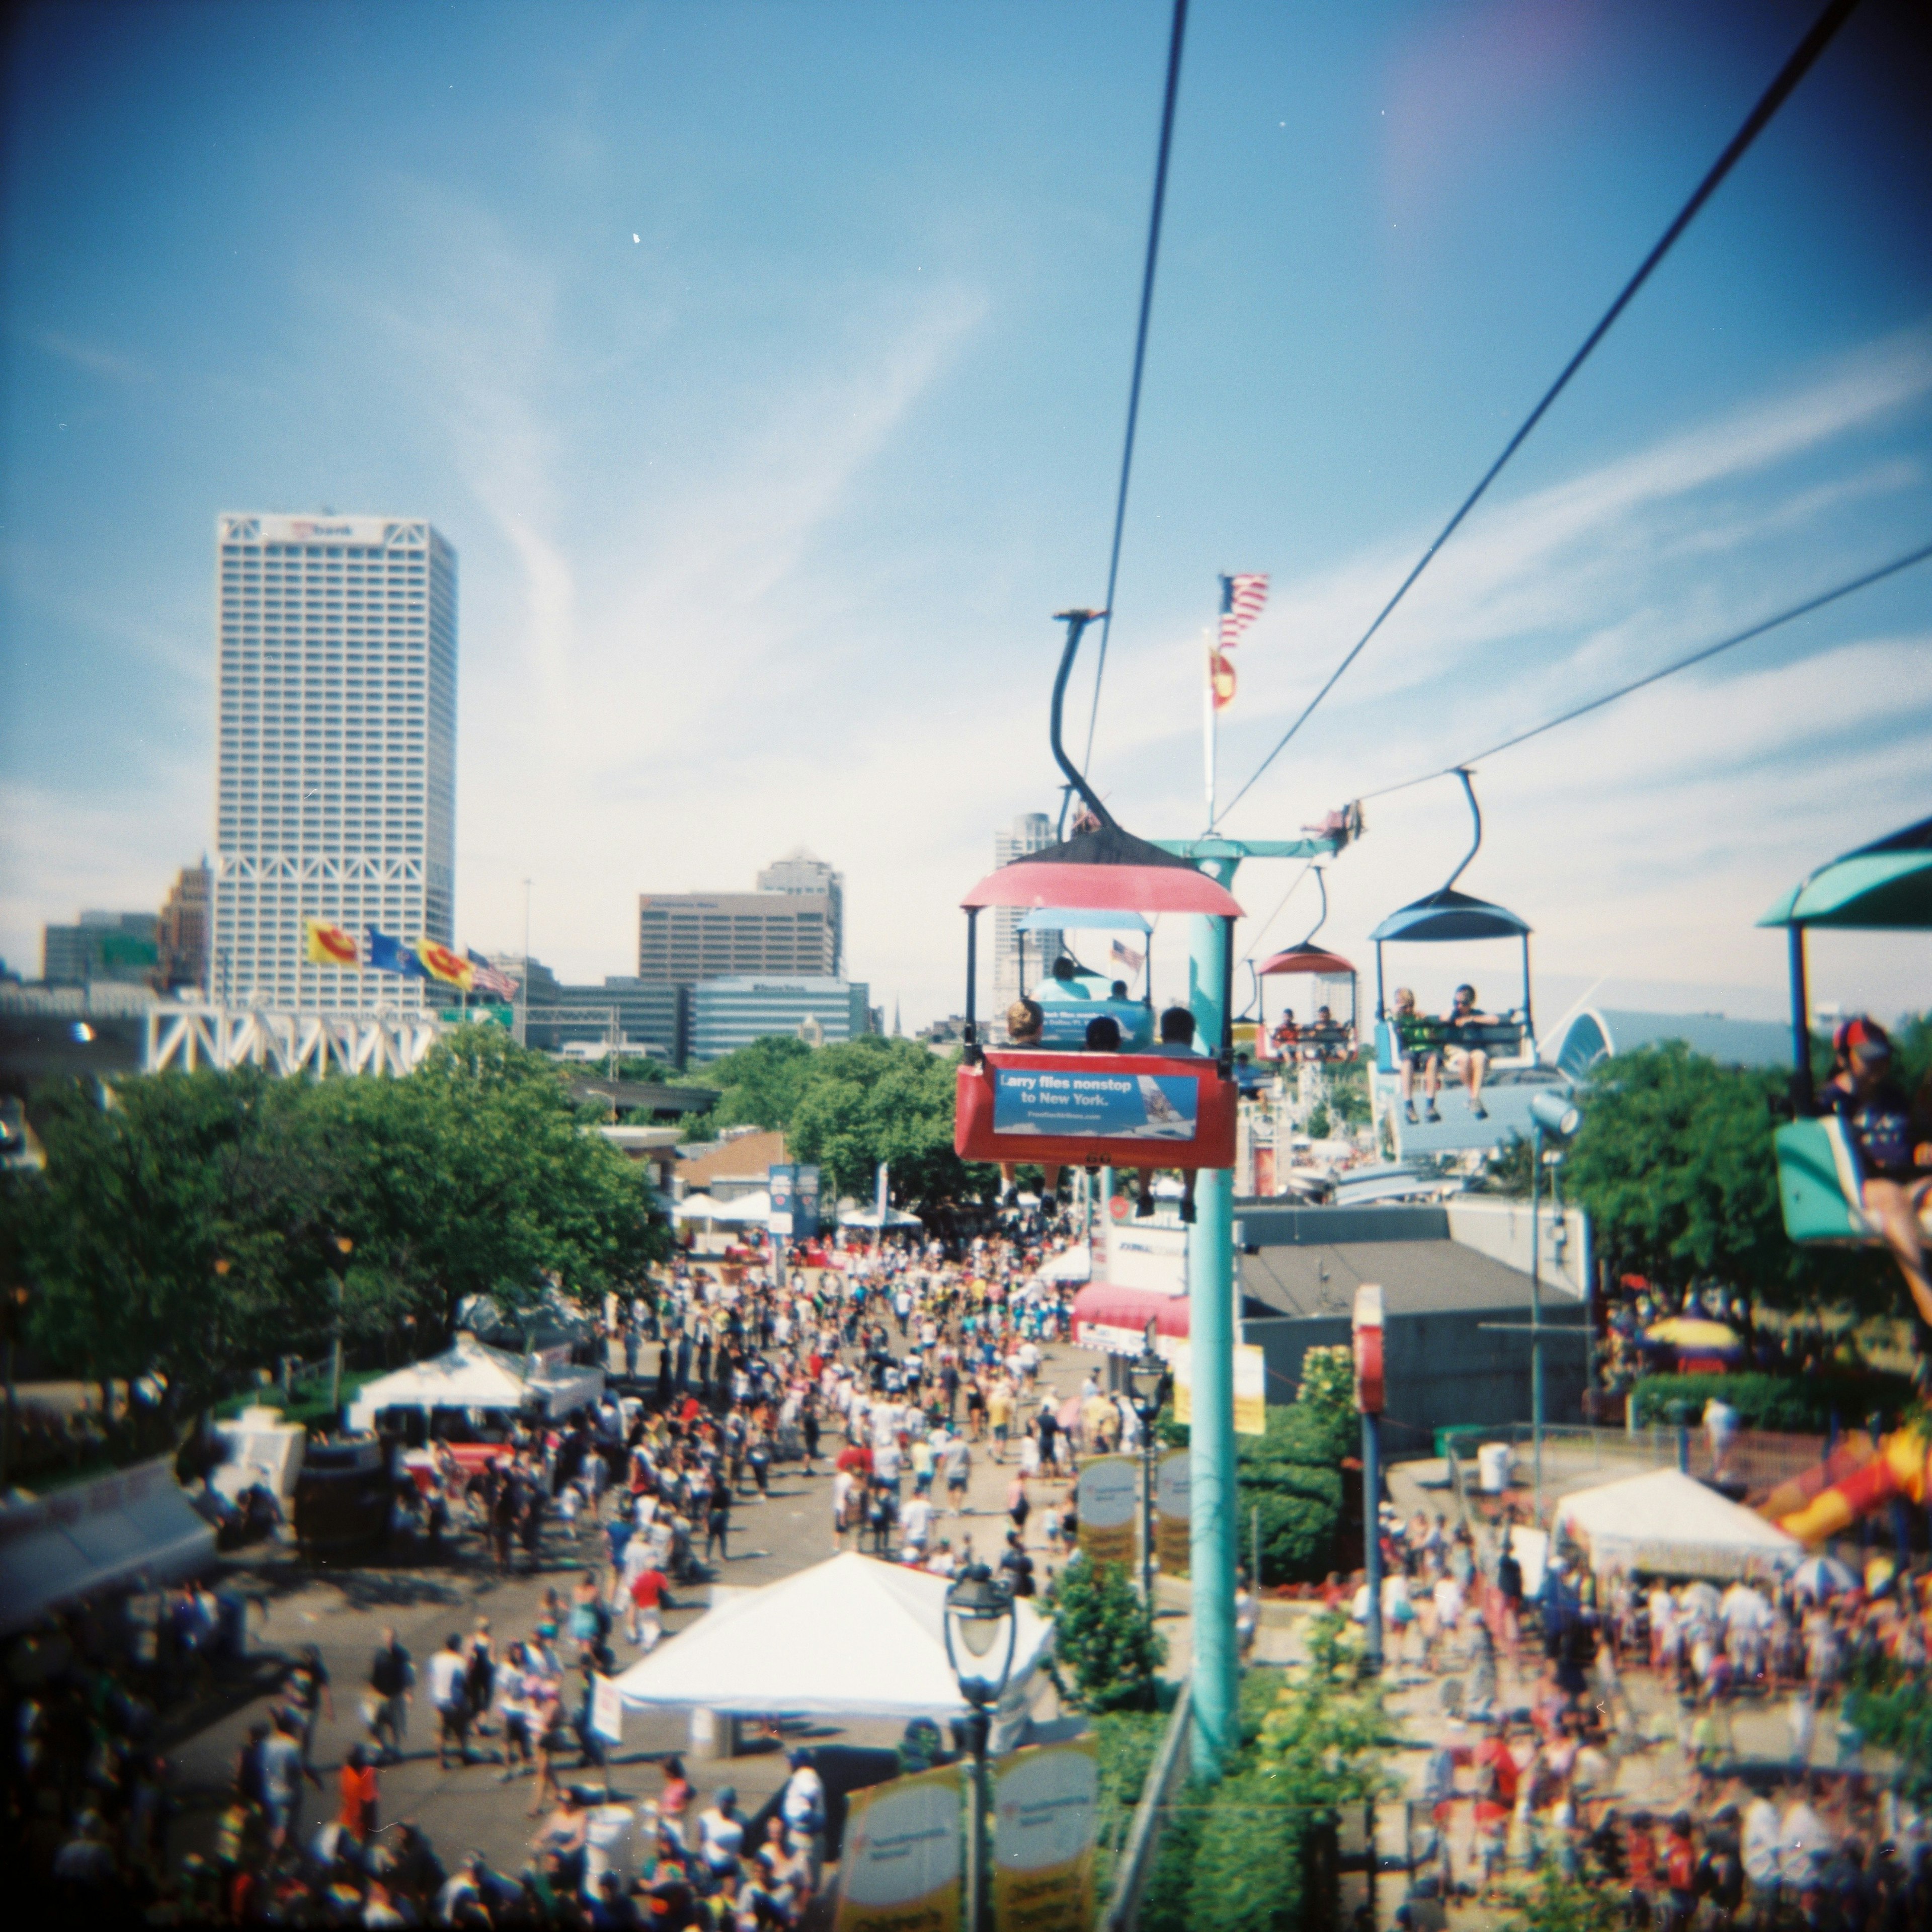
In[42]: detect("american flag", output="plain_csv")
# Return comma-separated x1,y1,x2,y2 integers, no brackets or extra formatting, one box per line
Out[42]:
1110,938,1145,974
467,950,521,1000
1218,572,1268,651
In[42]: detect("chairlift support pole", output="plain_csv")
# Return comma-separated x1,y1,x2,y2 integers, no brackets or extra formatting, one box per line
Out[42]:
1155,833,1345,1776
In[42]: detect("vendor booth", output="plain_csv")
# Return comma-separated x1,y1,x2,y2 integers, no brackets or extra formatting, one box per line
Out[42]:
345,1332,604,1437
1552,1467,1800,1581
615,1552,1051,1747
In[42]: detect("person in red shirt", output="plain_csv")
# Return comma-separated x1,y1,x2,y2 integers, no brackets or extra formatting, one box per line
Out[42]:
629,1564,678,1652
1472,1718,1518,1894
338,1743,378,1843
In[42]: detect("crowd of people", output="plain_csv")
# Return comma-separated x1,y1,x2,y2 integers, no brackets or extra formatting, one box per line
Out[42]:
3,1214,1105,1926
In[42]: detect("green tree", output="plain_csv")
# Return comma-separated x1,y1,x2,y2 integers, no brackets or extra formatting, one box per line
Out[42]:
688,1035,816,1132
1047,1558,1167,1711
1566,1041,1895,1314
1496,1861,1629,1932
788,1036,983,1206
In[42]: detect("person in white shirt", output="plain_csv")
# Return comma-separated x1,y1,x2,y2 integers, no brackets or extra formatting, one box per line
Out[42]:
426,1634,472,1770
901,1493,935,1559
780,1751,827,1886
1742,1791,1782,1914
1778,1783,1829,1890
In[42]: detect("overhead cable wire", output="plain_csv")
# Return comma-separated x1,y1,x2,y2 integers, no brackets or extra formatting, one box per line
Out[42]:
1352,537,1932,804
1237,859,1315,966
1079,0,1190,779
1217,0,1863,824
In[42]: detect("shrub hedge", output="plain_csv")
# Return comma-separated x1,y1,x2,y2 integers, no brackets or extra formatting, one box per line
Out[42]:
1630,1370,1915,1432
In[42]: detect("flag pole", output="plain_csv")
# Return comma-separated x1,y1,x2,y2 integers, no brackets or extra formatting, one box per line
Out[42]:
1203,623,1217,833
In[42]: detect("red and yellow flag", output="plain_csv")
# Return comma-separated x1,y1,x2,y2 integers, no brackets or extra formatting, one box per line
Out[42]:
414,938,474,990
304,918,360,968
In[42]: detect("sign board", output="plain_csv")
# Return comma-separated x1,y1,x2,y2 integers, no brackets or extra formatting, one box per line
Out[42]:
1352,1282,1385,1416
833,1761,963,1932
438,1005,515,1029
768,1164,821,1240
992,1067,1197,1142
992,1736,1100,1932
1170,1340,1267,1436
1034,999,1153,1051
1073,1457,1138,1566
590,1673,624,1744
1104,1220,1189,1295
1155,1450,1191,1574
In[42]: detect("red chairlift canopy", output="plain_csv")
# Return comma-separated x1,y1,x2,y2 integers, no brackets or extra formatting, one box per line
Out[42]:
959,819,1243,918
1257,944,1356,978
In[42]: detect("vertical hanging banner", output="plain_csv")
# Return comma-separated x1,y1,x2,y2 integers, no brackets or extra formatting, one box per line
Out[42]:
1073,1457,1139,1567
832,1761,962,1932
992,1736,1100,1932
1170,1341,1268,1436
1155,1450,1192,1575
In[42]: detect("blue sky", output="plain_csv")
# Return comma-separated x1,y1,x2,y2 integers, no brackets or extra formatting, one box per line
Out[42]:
4,0,1928,1028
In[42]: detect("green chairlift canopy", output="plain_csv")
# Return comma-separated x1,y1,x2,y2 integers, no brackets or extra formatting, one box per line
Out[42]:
1758,816,1932,931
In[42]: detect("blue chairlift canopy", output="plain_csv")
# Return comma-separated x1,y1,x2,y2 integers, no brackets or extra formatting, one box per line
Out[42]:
1018,907,1153,933
1757,816,1932,931
1369,887,1532,944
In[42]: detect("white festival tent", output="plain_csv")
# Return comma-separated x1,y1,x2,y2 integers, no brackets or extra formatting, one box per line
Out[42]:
346,1333,604,1432
1037,1243,1092,1285
615,1551,1051,1735
673,1192,772,1227
1552,1467,1801,1581
837,1205,924,1229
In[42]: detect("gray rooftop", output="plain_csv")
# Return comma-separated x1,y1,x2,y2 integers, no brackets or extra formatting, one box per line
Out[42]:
1243,1238,1585,1323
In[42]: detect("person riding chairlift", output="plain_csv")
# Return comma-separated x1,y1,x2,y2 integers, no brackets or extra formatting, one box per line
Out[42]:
1441,983,1501,1119
998,998,1061,1210
1393,987,1443,1124
1812,1017,1932,1333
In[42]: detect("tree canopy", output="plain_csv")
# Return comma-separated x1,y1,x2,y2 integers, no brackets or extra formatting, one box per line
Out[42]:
11,1030,666,1434
1564,1039,1904,1315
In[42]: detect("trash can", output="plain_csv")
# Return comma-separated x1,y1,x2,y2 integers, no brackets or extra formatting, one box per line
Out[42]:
1477,1443,1514,1495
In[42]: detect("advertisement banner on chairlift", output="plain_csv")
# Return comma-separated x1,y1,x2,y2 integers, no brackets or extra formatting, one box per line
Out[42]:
993,1067,1197,1141
1034,1000,1152,1051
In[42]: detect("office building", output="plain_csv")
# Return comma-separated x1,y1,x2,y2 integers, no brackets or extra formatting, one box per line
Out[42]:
687,976,871,1064
991,812,1061,1009
41,911,159,987
530,977,684,1064
636,891,835,986
756,848,845,975
211,513,457,1010
156,861,213,993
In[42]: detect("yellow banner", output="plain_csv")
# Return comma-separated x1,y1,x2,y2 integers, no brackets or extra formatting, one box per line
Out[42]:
992,1736,1099,1932
1171,1340,1267,1436
833,1761,962,1932
1074,1456,1138,1568
1155,1450,1190,1576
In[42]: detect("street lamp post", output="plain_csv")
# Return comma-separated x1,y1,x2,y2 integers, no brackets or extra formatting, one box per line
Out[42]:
1126,1322,1171,1644
328,1235,355,1425
1526,1091,1580,1518
943,1565,1018,1932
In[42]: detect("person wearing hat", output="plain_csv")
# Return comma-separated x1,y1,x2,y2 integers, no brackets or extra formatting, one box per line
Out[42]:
1815,1017,1932,1325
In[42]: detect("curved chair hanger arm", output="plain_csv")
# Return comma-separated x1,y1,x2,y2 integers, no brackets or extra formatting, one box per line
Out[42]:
1442,767,1483,895
1298,866,1330,948
1049,609,1118,836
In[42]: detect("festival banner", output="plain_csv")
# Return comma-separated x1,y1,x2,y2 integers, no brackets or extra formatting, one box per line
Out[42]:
1074,1457,1138,1568
1170,1340,1267,1436
1155,1450,1191,1575
833,1761,963,1932
992,1736,1100,1932
992,1066,1196,1141
303,918,360,968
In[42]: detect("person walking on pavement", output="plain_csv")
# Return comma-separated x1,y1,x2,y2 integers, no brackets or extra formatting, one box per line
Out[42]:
366,1627,413,1765
428,1633,475,1770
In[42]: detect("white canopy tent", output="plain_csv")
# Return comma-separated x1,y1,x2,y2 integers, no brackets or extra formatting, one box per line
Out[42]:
345,1334,604,1432
838,1205,924,1229
615,1552,1051,1737
1037,1243,1092,1284
1553,1467,1800,1581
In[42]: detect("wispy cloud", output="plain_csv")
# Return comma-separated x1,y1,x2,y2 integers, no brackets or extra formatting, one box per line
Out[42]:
24,327,153,385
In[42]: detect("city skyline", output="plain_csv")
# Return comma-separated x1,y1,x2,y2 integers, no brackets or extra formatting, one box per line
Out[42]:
4,3,1929,1029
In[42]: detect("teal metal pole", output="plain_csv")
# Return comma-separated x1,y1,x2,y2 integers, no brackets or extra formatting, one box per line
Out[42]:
1187,869,1238,1777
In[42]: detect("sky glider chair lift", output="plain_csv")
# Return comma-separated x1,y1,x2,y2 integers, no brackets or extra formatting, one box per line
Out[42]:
1758,815,1932,1247
953,610,1241,1174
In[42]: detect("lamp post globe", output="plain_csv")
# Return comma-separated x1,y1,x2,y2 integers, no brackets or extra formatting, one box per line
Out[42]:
943,1565,1015,1932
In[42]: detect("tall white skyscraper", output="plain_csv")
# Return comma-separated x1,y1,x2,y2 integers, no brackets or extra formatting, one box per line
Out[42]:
991,811,1062,1009
211,514,457,1010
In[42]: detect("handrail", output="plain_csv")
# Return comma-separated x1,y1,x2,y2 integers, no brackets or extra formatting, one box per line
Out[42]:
1102,1678,1193,1932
